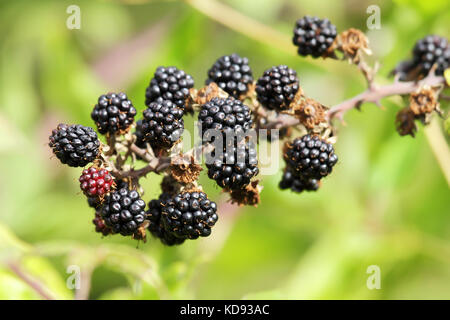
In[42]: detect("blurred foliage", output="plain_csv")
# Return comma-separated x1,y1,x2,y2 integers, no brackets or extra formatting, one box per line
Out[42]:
0,0,449,300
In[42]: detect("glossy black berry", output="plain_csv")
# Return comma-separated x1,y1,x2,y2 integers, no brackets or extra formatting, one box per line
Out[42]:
100,187,146,236
412,35,450,77
206,53,253,98
145,66,194,111
91,92,137,134
133,119,146,149
198,97,253,142
279,168,319,193
206,142,259,190
256,65,300,111
284,135,338,180
160,191,218,241
147,194,185,246
293,16,337,58
49,123,100,167
141,100,184,149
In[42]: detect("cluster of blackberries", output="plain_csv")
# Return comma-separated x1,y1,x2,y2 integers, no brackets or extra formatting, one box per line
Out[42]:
206,53,253,98
100,188,147,236
147,191,218,245
91,92,137,134
293,16,337,58
281,135,338,193
206,142,259,190
256,65,300,111
49,124,100,167
145,66,194,111
141,100,184,149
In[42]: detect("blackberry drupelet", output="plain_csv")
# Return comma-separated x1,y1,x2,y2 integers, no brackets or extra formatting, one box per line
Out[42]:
198,97,253,141
87,197,100,209
91,92,137,134
145,66,194,110
412,35,450,76
279,168,319,193
79,167,114,197
206,142,259,190
147,194,185,246
293,16,337,58
141,100,184,149
255,65,300,111
284,134,338,180
100,187,146,236
206,53,253,98
49,123,100,167
161,191,218,240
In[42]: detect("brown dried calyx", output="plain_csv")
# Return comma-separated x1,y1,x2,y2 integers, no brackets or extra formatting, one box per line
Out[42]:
228,181,262,207
395,107,417,137
169,154,203,184
409,86,440,116
187,82,229,109
337,28,371,63
286,94,328,129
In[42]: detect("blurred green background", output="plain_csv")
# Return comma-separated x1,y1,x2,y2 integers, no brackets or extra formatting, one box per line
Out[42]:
0,0,449,300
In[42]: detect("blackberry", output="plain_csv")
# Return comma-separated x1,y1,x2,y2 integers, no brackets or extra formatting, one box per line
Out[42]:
133,119,147,149
145,66,194,111
279,168,319,193
100,187,146,236
160,191,218,240
147,194,185,246
206,53,253,98
206,142,259,190
198,97,253,142
91,92,137,134
256,65,300,111
93,211,112,236
49,123,100,167
79,167,114,197
87,197,100,209
412,35,450,77
284,135,338,180
141,100,184,149
293,16,337,58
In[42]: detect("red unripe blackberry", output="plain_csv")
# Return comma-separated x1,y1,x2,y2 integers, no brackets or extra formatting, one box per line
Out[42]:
206,141,259,190
293,16,337,58
206,53,253,98
49,123,100,167
79,167,115,197
161,191,218,241
93,211,112,236
284,134,338,180
145,66,194,111
91,92,137,134
100,187,146,236
279,168,319,193
256,65,300,111
147,194,185,246
412,35,450,76
141,100,184,150
198,97,253,142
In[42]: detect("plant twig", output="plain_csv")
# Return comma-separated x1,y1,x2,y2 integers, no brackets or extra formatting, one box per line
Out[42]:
7,262,54,300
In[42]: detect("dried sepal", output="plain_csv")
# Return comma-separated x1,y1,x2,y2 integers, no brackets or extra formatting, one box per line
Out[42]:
395,107,417,137
170,154,203,184
228,180,262,207
287,95,328,130
337,28,371,63
409,86,440,116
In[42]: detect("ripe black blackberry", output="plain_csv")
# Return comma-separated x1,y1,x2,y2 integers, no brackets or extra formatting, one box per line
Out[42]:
141,100,184,149
198,97,253,142
147,194,185,246
206,53,253,98
145,66,194,111
256,65,300,111
49,123,100,167
279,168,319,193
91,92,137,134
412,35,450,76
206,142,259,190
100,187,146,236
160,191,218,240
293,16,337,58
284,134,338,180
